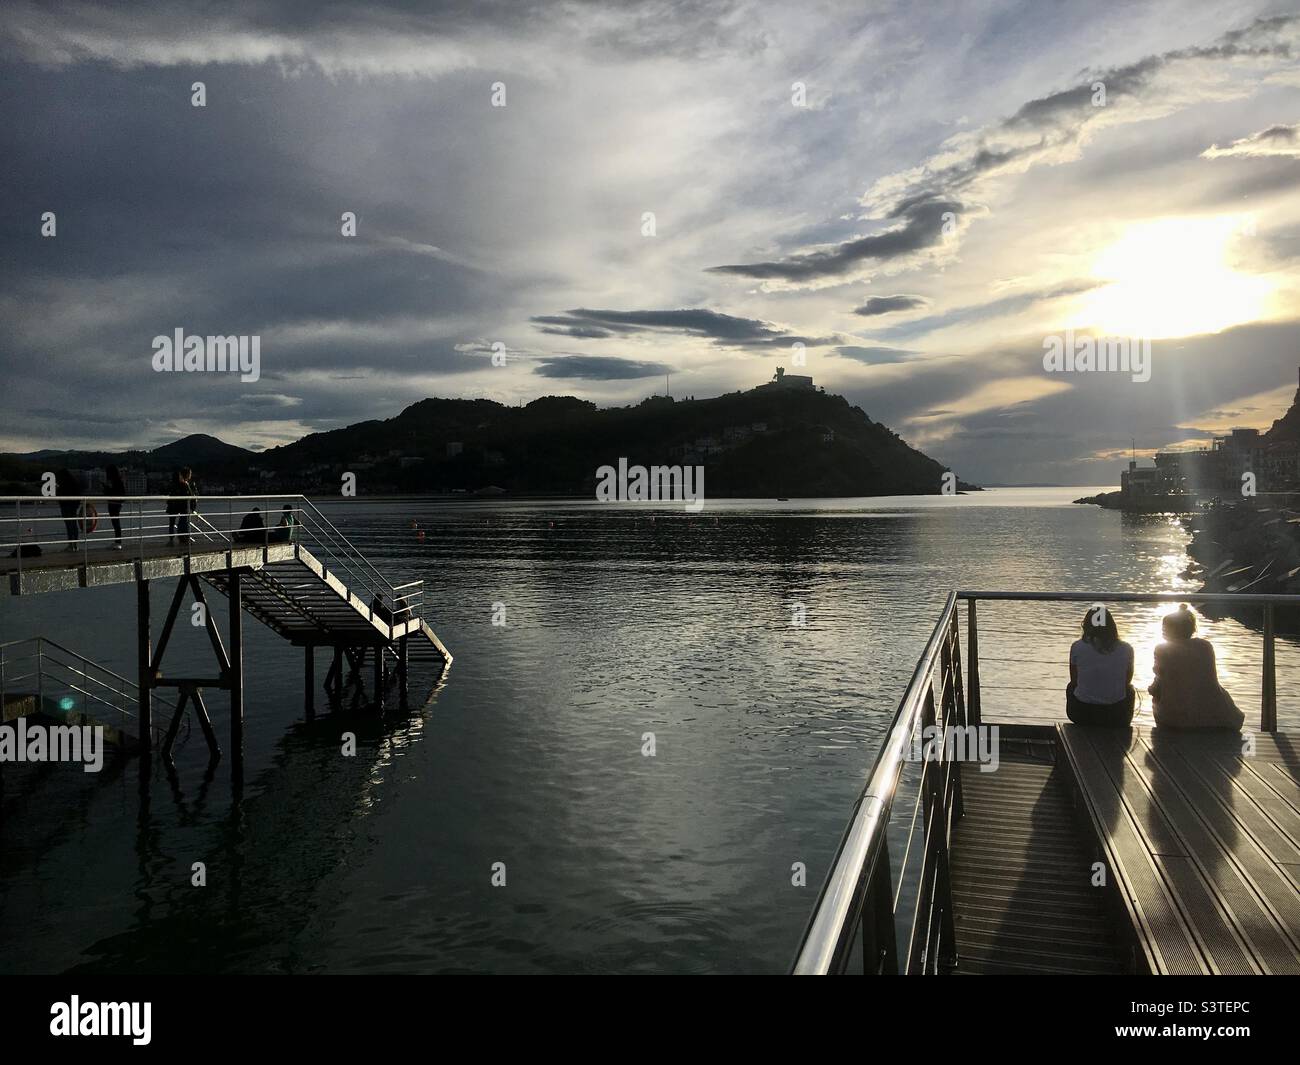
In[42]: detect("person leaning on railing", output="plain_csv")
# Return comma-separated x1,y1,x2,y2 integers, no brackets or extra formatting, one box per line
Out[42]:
1148,604,1244,731
1066,606,1136,727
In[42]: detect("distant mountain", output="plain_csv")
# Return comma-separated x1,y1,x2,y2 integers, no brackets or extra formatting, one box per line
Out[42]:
150,433,255,466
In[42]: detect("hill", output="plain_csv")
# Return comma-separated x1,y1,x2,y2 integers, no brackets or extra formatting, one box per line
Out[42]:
257,386,968,497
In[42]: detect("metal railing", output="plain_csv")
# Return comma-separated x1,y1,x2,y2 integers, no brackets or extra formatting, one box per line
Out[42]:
0,635,165,742
793,591,965,975
960,590,1297,732
792,588,1300,975
0,494,423,621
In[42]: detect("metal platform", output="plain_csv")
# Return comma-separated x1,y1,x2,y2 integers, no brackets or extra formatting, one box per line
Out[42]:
950,749,1126,974
0,494,451,781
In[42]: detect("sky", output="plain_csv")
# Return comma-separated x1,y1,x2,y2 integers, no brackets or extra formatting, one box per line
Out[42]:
3,0,1300,484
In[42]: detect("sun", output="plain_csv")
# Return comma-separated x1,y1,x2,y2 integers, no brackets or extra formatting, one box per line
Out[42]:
1075,215,1272,338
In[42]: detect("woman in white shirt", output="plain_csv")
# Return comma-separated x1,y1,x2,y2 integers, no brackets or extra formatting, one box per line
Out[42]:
1067,606,1135,727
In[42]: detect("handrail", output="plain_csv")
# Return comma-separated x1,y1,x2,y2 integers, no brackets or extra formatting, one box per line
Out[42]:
793,591,960,975
0,635,169,742
1,493,424,619
957,589,1299,732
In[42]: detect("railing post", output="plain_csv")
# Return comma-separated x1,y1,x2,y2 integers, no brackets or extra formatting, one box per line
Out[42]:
1262,603,1277,733
862,833,899,974
966,598,981,727
14,501,22,583
36,640,44,714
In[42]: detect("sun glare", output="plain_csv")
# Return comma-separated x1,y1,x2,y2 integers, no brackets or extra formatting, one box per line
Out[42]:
1076,215,1271,338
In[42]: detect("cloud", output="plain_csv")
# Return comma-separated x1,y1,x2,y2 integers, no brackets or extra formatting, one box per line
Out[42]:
708,14,1300,289
708,195,970,284
531,308,835,348
833,345,919,364
853,295,929,317
533,355,673,380
875,281,1104,341
1203,121,1300,158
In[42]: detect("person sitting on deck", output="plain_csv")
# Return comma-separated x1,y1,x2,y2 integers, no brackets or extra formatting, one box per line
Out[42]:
234,506,266,544
1149,604,1244,731
1066,605,1135,727
267,504,297,543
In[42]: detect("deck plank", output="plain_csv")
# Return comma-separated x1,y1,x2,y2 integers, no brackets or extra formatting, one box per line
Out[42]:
1057,724,1300,976
949,754,1126,975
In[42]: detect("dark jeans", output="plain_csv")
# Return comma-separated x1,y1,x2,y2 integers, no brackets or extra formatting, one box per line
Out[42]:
108,500,122,542
59,500,79,543
1066,682,1135,727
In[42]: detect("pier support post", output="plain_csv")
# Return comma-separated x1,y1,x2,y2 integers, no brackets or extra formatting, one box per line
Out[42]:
229,570,244,783
1262,603,1277,733
373,645,385,713
304,644,315,721
398,638,409,709
137,580,152,756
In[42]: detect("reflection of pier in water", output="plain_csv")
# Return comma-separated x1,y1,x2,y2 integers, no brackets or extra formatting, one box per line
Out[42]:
57,663,451,974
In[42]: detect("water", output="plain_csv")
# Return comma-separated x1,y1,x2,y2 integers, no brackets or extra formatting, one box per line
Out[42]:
1,488,1294,974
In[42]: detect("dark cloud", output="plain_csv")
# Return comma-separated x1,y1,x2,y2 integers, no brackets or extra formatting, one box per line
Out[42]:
854,295,929,317
708,196,967,282
531,308,835,349
533,355,673,380
1203,121,1300,158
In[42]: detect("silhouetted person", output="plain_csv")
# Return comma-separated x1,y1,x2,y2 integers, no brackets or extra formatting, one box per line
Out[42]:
166,467,197,545
1149,604,1244,730
235,506,266,544
105,464,126,549
268,504,297,543
54,468,83,548
1067,605,1135,727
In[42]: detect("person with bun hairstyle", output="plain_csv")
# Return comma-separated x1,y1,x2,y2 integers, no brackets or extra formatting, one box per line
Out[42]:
1149,604,1244,730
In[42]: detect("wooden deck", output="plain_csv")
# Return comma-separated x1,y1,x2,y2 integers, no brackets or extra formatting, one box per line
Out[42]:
1057,725,1300,974
950,744,1127,974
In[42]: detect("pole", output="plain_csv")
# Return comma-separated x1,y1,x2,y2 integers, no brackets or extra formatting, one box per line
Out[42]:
229,569,243,783
966,598,981,728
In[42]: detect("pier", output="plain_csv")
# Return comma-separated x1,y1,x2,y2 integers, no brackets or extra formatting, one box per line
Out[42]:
794,590,1300,975
0,495,451,783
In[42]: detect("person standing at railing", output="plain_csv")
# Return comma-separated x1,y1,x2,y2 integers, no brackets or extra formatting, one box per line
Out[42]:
54,468,83,549
105,465,126,550
1066,606,1136,727
1149,605,1244,731
166,467,197,545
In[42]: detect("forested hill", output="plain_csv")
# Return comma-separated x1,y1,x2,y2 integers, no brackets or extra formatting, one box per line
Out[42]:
256,386,972,497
